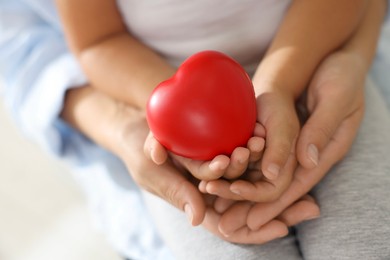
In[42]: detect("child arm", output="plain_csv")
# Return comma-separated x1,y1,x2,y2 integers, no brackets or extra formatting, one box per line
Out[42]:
55,0,175,109
254,0,368,97
253,0,368,181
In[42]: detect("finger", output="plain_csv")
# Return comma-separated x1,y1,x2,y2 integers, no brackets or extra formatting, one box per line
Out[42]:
247,124,351,230
205,179,245,200
143,132,168,165
223,147,250,179
258,96,300,180
213,197,236,213
247,136,265,163
297,97,351,169
225,220,288,244
248,123,266,163
198,180,208,193
229,151,296,202
253,122,266,138
276,195,320,226
171,154,230,181
133,160,206,226
218,202,252,236
203,206,288,244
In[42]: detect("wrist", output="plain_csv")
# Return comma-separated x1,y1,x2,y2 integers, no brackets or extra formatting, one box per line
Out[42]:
336,50,368,74
252,52,308,100
252,76,297,103
114,103,150,160
61,85,147,157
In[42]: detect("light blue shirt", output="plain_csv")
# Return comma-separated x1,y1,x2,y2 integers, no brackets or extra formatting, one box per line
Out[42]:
0,0,171,259
1,1,390,259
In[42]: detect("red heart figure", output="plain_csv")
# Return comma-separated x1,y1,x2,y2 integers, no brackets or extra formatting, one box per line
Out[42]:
146,50,257,160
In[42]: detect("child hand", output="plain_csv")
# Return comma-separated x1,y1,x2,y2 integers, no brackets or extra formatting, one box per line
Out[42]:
144,123,266,181
199,87,300,202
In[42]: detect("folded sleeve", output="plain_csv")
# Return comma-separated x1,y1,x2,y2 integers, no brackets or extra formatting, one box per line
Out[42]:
0,0,92,163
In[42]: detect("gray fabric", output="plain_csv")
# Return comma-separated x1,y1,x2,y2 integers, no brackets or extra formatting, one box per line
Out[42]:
143,192,302,260
144,80,390,260
297,80,390,260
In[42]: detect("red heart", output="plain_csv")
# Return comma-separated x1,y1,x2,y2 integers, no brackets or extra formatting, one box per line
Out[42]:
146,51,257,160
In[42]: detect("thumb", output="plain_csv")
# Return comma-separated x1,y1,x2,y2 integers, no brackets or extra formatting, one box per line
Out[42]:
143,131,168,165
297,99,345,169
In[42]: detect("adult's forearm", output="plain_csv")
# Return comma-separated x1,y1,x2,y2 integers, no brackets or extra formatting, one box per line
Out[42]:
60,86,147,156
253,0,367,98
60,86,120,152
342,0,387,70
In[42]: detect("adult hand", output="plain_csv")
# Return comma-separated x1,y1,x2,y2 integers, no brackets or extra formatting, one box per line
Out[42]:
144,123,266,181
61,86,321,242
61,86,207,226
120,102,302,240
216,50,366,234
296,52,365,169
202,194,320,244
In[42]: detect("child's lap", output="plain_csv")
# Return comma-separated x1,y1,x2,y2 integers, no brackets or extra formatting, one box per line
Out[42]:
143,80,390,260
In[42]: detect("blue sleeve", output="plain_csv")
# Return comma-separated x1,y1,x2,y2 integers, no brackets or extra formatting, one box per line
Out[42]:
0,0,91,163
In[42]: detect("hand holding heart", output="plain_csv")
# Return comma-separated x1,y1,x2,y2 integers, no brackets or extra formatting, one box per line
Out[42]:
141,50,327,244
145,51,282,182
146,51,257,161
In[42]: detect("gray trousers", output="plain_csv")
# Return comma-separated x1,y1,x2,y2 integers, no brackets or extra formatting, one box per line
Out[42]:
144,80,390,260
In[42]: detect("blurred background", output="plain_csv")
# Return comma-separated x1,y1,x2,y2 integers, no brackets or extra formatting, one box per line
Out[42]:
0,98,121,259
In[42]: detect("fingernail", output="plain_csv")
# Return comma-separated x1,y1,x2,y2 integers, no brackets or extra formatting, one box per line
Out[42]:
209,160,223,171
231,189,241,195
278,229,289,238
304,214,320,221
198,181,207,193
221,231,231,238
267,164,280,180
209,160,227,171
307,144,319,166
184,204,194,225
218,227,231,237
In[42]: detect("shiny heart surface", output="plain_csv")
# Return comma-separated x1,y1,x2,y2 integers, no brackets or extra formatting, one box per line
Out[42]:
147,51,257,160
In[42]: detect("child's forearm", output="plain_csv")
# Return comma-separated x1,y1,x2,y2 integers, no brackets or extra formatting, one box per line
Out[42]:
253,0,368,98
56,0,175,110
342,0,387,70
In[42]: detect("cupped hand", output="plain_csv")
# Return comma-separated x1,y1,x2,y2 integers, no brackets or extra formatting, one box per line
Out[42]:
199,86,300,203
116,108,208,226
217,50,367,233
61,86,321,244
202,194,320,243
144,123,266,181
296,52,365,169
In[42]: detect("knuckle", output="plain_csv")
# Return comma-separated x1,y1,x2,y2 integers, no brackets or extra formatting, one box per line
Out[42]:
264,190,281,202
269,139,293,163
129,161,156,194
306,124,333,143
